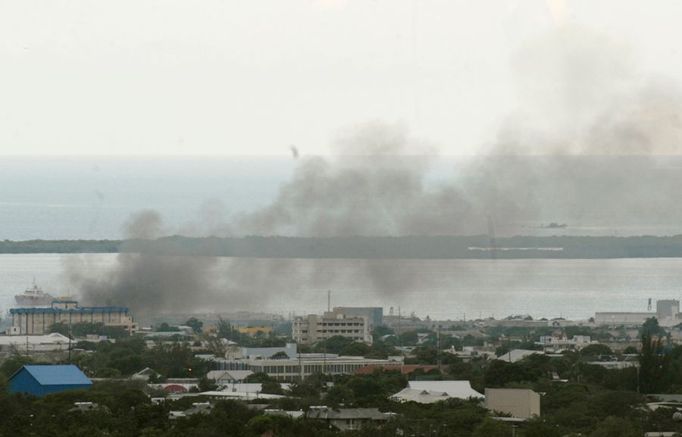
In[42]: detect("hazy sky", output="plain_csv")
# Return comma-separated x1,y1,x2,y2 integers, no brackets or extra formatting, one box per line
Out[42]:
1,0,681,156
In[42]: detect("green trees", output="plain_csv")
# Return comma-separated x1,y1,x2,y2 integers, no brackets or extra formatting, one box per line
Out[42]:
639,332,671,393
589,416,641,437
471,418,511,437
580,344,613,358
641,317,666,338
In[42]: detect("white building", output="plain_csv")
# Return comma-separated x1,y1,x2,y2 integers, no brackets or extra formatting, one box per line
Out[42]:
293,310,371,345
390,380,483,404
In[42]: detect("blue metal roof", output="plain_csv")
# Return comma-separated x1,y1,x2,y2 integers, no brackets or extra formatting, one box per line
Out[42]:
10,306,129,315
18,365,92,386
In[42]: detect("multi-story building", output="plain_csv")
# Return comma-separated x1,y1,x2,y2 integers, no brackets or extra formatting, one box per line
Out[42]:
9,300,137,335
292,310,372,345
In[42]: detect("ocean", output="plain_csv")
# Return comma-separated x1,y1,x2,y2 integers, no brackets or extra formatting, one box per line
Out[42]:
1,253,680,321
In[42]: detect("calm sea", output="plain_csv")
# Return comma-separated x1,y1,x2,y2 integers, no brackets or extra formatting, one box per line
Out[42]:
1,253,680,321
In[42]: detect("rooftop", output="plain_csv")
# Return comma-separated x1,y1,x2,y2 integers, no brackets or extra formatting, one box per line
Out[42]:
14,365,92,386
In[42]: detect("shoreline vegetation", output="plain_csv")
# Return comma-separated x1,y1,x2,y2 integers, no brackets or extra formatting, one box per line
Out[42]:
3,235,682,258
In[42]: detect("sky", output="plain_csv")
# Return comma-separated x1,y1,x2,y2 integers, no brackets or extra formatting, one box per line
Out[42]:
1,0,681,156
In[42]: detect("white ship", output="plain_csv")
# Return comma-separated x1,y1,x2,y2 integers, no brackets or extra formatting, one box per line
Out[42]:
14,284,56,307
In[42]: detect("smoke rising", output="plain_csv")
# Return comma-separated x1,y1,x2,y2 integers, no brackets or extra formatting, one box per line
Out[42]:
69,26,682,315
69,210,223,315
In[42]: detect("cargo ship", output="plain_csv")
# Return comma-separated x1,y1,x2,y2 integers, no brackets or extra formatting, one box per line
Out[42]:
14,284,56,307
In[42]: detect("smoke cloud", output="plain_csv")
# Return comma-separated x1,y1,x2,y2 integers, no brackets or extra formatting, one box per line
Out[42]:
68,26,682,316
68,210,223,316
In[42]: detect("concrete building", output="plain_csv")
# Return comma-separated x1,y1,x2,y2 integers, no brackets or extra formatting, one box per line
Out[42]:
332,307,383,329
9,300,137,335
485,388,541,419
657,300,680,320
9,365,92,397
293,311,371,345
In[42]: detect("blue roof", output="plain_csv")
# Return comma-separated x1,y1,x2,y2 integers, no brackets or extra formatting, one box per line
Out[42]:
18,365,92,386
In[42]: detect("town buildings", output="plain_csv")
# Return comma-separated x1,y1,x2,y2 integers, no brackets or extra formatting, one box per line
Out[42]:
9,300,137,335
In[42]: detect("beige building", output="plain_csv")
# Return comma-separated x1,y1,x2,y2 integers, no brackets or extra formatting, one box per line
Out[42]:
9,300,137,335
293,310,372,345
485,388,540,419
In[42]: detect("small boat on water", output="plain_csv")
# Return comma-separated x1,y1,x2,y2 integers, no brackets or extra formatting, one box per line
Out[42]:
14,283,56,307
